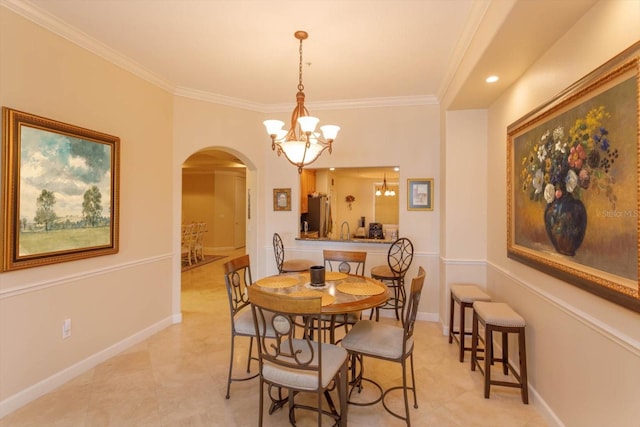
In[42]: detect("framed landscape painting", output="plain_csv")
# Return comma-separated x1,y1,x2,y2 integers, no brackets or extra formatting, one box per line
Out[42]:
2,108,120,271
506,42,640,312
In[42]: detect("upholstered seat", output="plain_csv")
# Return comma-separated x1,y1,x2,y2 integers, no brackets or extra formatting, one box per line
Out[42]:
448,283,491,362
223,255,275,399
471,301,528,404
341,266,426,427
248,285,348,426
273,233,314,273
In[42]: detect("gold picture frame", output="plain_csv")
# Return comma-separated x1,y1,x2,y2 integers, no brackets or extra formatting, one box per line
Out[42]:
407,178,433,211
273,188,291,211
507,42,640,312
2,107,120,271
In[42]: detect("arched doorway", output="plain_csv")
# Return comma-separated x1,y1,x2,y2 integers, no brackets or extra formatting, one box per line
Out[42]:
182,149,247,254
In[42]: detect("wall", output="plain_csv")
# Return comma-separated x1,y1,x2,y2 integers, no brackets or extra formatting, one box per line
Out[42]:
440,109,488,326
485,1,640,426
0,7,174,416
260,104,442,317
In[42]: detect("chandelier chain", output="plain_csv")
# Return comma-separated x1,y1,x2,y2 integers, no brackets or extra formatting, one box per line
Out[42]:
298,36,304,92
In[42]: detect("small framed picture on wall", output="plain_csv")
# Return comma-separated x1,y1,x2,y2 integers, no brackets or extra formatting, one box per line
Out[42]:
273,188,291,211
407,178,433,211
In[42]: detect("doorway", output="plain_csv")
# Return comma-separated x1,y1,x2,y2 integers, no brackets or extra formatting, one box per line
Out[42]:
182,149,247,254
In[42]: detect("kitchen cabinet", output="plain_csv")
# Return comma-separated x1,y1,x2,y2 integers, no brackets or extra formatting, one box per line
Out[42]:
300,169,316,213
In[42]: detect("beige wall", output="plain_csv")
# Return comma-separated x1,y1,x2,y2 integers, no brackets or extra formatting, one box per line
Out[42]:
2,1,639,425
0,8,174,415
483,1,640,426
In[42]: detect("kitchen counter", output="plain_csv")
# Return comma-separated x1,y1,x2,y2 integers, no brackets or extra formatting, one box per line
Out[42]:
295,236,393,244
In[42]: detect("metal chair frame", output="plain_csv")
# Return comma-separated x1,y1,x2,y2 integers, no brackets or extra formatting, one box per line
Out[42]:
273,232,313,273
372,237,414,321
248,285,348,427
342,267,426,426
223,254,259,399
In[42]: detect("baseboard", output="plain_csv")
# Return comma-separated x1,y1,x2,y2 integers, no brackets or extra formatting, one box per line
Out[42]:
0,315,174,419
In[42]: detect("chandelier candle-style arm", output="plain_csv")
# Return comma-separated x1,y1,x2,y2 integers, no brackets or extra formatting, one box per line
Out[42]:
264,30,340,174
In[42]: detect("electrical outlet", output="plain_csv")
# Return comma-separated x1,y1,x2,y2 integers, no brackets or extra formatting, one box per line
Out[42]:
62,318,71,339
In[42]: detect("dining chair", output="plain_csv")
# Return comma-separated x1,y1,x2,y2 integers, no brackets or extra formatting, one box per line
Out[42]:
321,249,368,343
370,237,414,321
181,223,196,266
192,222,207,262
223,254,273,399
248,285,348,427
273,233,314,273
340,266,426,427
323,249,366,276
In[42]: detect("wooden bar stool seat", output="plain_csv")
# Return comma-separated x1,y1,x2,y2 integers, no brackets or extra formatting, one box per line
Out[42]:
470,301,528,404
448,284,491,362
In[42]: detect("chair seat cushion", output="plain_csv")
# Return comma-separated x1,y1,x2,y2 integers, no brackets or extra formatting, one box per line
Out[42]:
341,320,412,360
370,265,397,279
262,339,347,390
451,284,491,303
320,312,360,324
473,301,525,327
234,306,275,337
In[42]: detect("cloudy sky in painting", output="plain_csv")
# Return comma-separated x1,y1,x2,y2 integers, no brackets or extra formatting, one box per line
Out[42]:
19,126,112,223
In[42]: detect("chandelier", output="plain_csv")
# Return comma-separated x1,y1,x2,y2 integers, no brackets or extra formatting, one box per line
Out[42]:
376,174,396,197
264,31,340,174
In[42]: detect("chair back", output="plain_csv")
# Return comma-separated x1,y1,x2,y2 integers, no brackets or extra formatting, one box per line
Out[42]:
388,237,414,277
248,285,324,378
223,255,253,318
323,249,366,276
403,266,426,344
273,233,285,273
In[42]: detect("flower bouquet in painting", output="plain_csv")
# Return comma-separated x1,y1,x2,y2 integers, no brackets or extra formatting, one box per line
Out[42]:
520,106,618,256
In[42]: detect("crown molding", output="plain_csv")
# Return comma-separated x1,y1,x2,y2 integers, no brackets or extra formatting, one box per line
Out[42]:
3,0,440,112
2,0,175,92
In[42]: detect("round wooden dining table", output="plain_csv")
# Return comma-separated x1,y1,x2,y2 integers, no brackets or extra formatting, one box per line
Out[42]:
253,271,390,315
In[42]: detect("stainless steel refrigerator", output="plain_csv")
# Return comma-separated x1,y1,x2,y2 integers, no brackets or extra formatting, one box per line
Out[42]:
307,195,328,237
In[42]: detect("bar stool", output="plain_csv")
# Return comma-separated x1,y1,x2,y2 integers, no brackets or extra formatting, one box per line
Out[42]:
448,284,491,362
370,238,414,321
470,301,528,404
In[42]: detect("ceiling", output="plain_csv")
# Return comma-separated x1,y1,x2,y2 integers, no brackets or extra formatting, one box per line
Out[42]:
8,0,597,169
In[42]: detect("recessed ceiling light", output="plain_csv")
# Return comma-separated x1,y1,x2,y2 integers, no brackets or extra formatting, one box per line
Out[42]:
486,75,499,83
393,167,400,172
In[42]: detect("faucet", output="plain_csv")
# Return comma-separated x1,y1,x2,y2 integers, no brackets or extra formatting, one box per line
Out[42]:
340,221,350,240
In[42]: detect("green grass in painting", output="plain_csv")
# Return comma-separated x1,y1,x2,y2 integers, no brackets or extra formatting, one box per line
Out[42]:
19,227,110,256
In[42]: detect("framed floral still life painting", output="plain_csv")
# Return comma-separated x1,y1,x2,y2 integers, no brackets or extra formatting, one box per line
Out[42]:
507,42,640,312
1,108,120,271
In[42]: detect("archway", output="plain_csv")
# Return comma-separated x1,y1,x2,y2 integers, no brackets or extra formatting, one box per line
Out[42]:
174,147,257,290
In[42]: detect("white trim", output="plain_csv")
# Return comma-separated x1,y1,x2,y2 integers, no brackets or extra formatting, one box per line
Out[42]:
0,254,173,299
0,315,174,418
440,256,486,265
487,261,640,356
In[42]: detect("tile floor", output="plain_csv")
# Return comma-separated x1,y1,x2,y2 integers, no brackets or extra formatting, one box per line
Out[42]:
1,248,548,426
